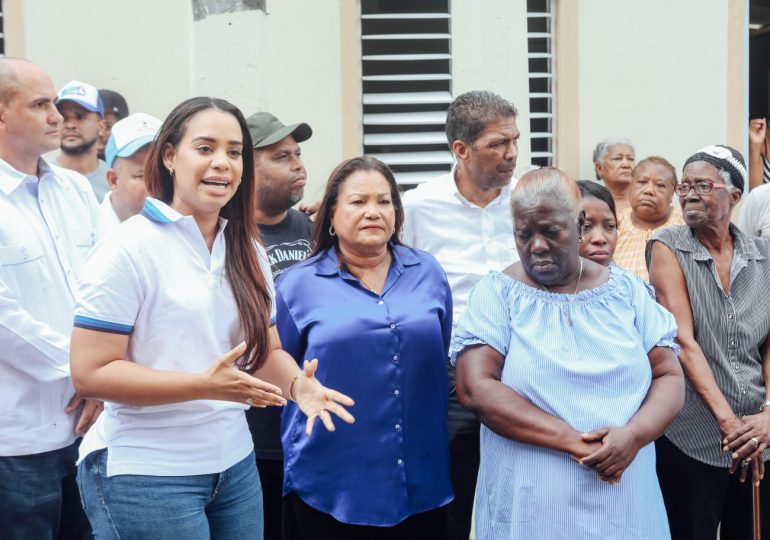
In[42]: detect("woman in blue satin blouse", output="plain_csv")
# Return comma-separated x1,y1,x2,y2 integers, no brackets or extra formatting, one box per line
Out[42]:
276,156,453,539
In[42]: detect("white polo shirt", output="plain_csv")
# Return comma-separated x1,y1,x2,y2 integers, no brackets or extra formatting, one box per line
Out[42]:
97,192,121,239
0,157,98,456
401,169,519,334
74,198,276,477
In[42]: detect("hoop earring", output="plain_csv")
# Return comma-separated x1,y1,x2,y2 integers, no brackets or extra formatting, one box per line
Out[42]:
329,225,336,237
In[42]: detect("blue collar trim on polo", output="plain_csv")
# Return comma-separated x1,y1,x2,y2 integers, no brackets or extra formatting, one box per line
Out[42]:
314,242,420,276
141,198,183,224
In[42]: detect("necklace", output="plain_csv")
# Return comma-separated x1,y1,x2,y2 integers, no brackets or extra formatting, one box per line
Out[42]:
535,259,583,327
355,251,392,293
536,258,583,295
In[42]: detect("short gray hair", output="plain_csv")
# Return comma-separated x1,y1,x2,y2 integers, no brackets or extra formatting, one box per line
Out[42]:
445,90,518,148
592,138,635,180
511,167,582,220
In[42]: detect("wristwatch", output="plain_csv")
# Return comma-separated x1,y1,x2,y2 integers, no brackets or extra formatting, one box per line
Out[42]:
761,400,770,412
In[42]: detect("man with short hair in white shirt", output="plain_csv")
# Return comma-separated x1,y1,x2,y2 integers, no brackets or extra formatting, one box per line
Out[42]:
402,89,521,540
0,58,100,539
100,112,162,238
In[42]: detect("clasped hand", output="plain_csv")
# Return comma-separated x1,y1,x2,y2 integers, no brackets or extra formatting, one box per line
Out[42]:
721,412,769,485
572,426,643,485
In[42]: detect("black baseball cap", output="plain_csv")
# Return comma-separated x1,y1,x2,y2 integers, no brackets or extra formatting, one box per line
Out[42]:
99,89,129,119
246,111,312,149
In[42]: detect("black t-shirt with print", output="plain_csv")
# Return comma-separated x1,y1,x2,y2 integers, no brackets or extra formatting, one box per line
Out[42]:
247,208,313,460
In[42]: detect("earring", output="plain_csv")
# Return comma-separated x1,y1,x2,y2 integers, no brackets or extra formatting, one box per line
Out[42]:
168,167,174,176
578,236,584,243
329,225,336,237
392,226,396,234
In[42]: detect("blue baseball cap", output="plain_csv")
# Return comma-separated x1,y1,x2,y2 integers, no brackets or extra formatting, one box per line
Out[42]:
105,113,162,168
56,80,105,117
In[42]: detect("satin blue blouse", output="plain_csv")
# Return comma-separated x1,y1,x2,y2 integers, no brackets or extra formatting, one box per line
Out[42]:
276,243,454,526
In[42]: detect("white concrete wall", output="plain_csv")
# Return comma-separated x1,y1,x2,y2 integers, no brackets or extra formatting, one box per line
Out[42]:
19,0,193,124
577,0,729,179
192,3,347,200
451,0,533,168
14,0,346,201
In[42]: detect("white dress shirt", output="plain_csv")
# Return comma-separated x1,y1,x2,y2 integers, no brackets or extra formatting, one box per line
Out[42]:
738,183,770,239
98,191,121,239
0,157,98,456
402,169,519,333
75,198,276,477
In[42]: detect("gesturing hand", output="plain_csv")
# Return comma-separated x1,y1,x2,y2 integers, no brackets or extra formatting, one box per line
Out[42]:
293,359,355,436
203,342,287,407
579,426,643,484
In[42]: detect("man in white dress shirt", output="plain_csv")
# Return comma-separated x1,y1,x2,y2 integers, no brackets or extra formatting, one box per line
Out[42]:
0,58,101,539
99,112,162,238
401,90,521,540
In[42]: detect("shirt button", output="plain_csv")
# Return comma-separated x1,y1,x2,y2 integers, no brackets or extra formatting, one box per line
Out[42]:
395,424,401,430
728,314,734,319
390,323,396,329
378,300,384,305
397,459,403,465
729,340,735,347
394,389,400,396
393,355,399,361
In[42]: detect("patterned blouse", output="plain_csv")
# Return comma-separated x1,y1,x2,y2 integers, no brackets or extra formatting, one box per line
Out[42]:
647,224,770,466
614,204,684,281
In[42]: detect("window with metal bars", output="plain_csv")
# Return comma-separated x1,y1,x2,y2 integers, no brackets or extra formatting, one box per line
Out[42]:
0,0,5,58
527,0,554,166
360,0,453,187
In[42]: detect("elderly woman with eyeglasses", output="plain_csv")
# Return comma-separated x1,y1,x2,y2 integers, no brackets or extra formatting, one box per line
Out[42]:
647,145,770,539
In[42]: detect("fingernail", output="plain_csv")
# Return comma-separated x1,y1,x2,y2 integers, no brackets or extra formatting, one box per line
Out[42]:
733,453,739,459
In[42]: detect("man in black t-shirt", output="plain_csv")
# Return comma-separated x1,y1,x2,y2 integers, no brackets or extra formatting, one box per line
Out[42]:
246,111,314,540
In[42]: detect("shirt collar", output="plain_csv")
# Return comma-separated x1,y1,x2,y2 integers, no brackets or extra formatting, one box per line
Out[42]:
314,242,420,277
449,166,514,208
679,223,765,262
141,197,229,230
0,157,54,195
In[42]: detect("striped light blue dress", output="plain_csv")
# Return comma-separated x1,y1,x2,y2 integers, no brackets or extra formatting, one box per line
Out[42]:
450,265,678,540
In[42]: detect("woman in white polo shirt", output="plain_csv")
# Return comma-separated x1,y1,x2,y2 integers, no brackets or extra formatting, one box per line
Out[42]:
69,97,354,539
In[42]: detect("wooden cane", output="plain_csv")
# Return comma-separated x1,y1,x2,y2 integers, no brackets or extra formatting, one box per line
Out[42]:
753,478,761,540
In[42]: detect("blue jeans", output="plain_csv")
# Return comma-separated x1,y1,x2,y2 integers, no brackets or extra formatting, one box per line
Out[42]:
77,449,263,540
0,439,92,540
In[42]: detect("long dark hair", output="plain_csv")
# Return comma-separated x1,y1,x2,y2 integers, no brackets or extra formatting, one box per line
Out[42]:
145,97,271,374
310,156,404,258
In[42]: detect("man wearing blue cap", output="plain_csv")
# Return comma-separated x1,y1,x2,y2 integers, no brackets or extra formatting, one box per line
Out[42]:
100,112,161,237
53,80,110,200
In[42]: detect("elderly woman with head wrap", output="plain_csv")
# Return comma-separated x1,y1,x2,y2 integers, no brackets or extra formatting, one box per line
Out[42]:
453,168,684,539
593,138,635,214
613,156,684,281
647,145,770,540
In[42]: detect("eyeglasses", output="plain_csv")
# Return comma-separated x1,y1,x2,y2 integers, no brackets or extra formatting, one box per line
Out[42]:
674,181,733,197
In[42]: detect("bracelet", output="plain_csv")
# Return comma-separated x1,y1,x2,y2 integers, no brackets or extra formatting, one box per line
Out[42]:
289,376,299,402
761,400,770,412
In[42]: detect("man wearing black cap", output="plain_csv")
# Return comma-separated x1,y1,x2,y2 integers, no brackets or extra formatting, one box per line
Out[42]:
97,89,129,161
245,110,313,540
